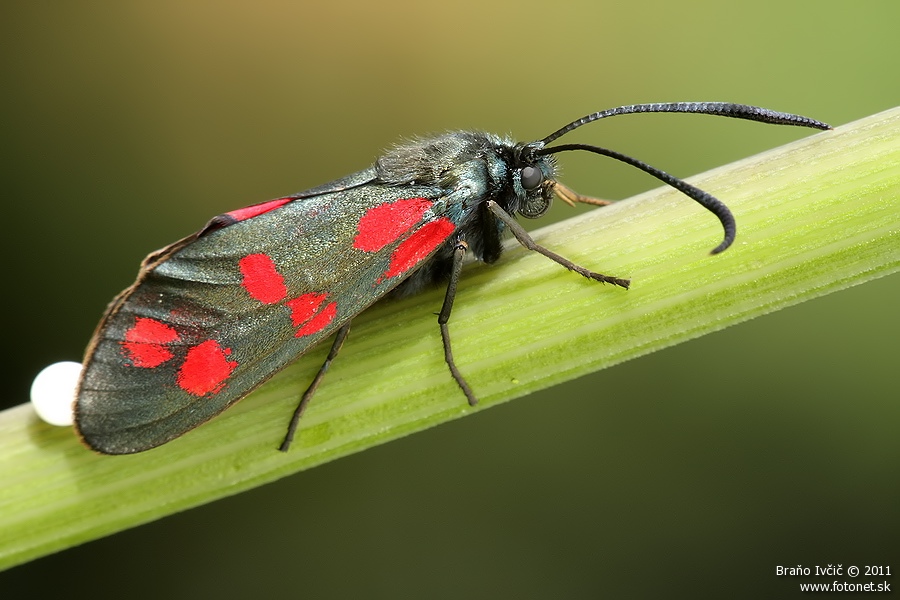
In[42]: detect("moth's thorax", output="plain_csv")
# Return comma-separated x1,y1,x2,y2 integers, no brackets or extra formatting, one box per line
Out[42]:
374,131,557,219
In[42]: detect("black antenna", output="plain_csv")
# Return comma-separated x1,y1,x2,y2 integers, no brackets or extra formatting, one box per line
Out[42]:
535,102,831,254
543,143,736,253
540,102,831,146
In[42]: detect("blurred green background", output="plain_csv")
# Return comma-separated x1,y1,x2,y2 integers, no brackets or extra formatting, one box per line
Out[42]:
2,1,897,597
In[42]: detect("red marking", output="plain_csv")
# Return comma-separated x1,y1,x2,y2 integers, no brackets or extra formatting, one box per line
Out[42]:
124,317,180,344
239,253,287,304
383,218,455,279
122,318,180,368
226,197,291,222
296,302,337,337
176,340,238,396
286,293,337,337
353,198,433,252
286,293,325,326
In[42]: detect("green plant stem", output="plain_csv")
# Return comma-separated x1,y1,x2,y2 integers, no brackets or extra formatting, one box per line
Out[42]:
1,107,897,570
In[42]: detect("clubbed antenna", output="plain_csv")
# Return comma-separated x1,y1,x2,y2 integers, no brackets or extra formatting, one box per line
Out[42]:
540,102,831,146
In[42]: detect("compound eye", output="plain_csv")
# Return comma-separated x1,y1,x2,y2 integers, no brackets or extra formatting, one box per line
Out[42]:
520,165,543,190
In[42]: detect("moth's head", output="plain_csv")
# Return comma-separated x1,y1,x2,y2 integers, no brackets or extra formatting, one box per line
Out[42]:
507,141,557,219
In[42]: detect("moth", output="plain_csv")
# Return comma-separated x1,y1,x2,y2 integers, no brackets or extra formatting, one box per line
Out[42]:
73,102,830,454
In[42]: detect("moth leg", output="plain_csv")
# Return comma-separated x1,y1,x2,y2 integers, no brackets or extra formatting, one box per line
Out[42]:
486,200,630,289
279,321,352,452
553,181,614,207
439,239,478,406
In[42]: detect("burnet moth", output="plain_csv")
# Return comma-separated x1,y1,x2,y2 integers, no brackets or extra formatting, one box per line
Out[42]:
71,102,830,454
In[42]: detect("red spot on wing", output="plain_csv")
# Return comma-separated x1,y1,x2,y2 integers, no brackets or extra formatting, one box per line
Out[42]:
286,293,325,326
239,253,288,304
124,317,180,344
286,293,338,337
176,340,239,396
296,302,337,337
353,198,434,252
226,197,291,222
122,318,180,368
383,218,455,279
